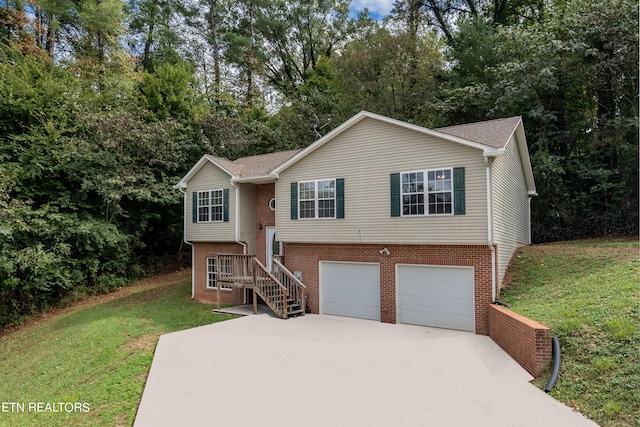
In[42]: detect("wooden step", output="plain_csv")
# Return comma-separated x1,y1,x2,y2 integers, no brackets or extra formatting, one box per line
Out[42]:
286,309,304,317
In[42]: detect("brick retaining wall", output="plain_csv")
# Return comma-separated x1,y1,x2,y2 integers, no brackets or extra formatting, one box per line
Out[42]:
488,304,552,377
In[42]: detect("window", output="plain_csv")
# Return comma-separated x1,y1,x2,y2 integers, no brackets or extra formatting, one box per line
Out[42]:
206,258,217,289
290,179,344,220
401,168,453,216
198,190,223,222
207,257,231,290
299,179,336,219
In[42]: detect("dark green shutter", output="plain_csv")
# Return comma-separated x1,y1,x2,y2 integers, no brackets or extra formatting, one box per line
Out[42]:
192,192,198,223
390,173,401,217
223,189,229,222
453,167,465,215
336,178,345,219
290,182,298,220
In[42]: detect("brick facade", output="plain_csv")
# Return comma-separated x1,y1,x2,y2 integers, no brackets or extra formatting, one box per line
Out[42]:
255,184,276,266
488,304,552,377
192,182,499,335
192,242,246,305
282,243,495,335
192,184,276,306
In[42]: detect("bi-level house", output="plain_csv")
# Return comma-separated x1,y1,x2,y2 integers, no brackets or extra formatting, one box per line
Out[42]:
174,111,537,335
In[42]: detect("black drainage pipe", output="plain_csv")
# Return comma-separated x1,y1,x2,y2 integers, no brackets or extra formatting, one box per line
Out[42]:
493,300,511,309
545,336,561,393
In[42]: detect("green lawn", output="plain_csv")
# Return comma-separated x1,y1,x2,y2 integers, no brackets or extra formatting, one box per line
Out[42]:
500,239,640,427
1,241,638,427
0,270,232,427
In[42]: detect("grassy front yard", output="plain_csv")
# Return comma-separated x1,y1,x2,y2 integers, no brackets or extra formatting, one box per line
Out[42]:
0,270,231,427
0,240,637,426
500,239,639,427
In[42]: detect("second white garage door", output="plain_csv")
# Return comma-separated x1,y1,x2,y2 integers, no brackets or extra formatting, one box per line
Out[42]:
321,262,380,321
397,265,475,332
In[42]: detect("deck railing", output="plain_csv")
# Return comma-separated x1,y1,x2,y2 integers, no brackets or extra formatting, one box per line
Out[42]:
272,254,284,266
253,258,288,318
216,254,255,284
272,259,306,315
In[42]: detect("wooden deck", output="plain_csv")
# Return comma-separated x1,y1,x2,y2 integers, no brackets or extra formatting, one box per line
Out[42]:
215,254,306,319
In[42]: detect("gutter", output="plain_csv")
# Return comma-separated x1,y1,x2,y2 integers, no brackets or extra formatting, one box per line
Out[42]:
484,156,497,303
177,185,195,299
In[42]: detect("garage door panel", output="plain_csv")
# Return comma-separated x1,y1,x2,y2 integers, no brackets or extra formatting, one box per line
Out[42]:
398,265,474,332
322,262,380,321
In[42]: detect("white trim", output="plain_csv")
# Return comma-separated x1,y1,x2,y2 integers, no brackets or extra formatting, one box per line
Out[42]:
298,178,337,220
265,226,280,271
196,189,224,223
272,111,502,177
269,198,276,211
395,263,475,332
399,168,454,217
484,156,496,303
206,257,232,291
174,154,238,189
177,187,195,299
319,260,380,318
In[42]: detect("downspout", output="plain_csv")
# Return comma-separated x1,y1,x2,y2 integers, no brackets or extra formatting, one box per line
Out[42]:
230,181,248,304
528,196,533,244
178,187,195,299
484,156,496,303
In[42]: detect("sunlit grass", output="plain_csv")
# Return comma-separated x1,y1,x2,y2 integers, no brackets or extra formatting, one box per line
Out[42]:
0,270,232,427
500,239,640,427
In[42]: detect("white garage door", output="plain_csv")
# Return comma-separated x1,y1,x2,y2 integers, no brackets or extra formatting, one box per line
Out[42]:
397,265,475,332
321,262,380,321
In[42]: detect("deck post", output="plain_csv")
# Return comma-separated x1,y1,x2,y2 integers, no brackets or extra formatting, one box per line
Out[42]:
215,255,221,310
252,259,257,314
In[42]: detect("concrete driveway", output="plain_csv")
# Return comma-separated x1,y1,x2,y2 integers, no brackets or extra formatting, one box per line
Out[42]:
134,314,597,427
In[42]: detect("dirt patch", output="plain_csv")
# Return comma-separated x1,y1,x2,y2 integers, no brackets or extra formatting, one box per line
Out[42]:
0,269,191,339
126,334,158,352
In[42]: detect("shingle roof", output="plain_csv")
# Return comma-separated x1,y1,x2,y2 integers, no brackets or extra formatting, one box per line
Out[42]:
204,155,244,176
233,149,302,177
435,116,522,149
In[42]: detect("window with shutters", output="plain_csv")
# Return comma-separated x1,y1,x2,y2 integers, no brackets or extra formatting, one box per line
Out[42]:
391,168,464,217
198,190,224,222
400,168,455,216
298,179,336,219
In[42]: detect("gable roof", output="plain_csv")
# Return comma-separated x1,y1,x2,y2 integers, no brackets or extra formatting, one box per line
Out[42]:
234,150,302,179
174,149,301,188
435,116,522,149
271,111,521,176
176,111,535,195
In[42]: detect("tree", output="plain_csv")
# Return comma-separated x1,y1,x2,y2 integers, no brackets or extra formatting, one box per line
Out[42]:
335,26,444,124
255,0,351,94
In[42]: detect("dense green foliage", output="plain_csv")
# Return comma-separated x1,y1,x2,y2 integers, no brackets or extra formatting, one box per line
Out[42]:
501,240,639,426
0,0,637,327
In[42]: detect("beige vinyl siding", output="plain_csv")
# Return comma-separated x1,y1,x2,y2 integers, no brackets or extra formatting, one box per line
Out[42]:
491,134,531,286
238,183,257,253
186,161,236,242
276,118,488,244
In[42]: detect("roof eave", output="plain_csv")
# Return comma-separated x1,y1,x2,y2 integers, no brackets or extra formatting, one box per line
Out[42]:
232,175,277,184
174,154,238,189
272,111,495,175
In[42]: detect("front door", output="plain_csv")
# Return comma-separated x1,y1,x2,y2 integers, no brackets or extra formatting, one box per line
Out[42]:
265,227,281,271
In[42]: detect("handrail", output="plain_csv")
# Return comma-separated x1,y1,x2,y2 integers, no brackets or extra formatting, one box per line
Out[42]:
253,258,288,319
272,259,306,316
272,259,306,289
